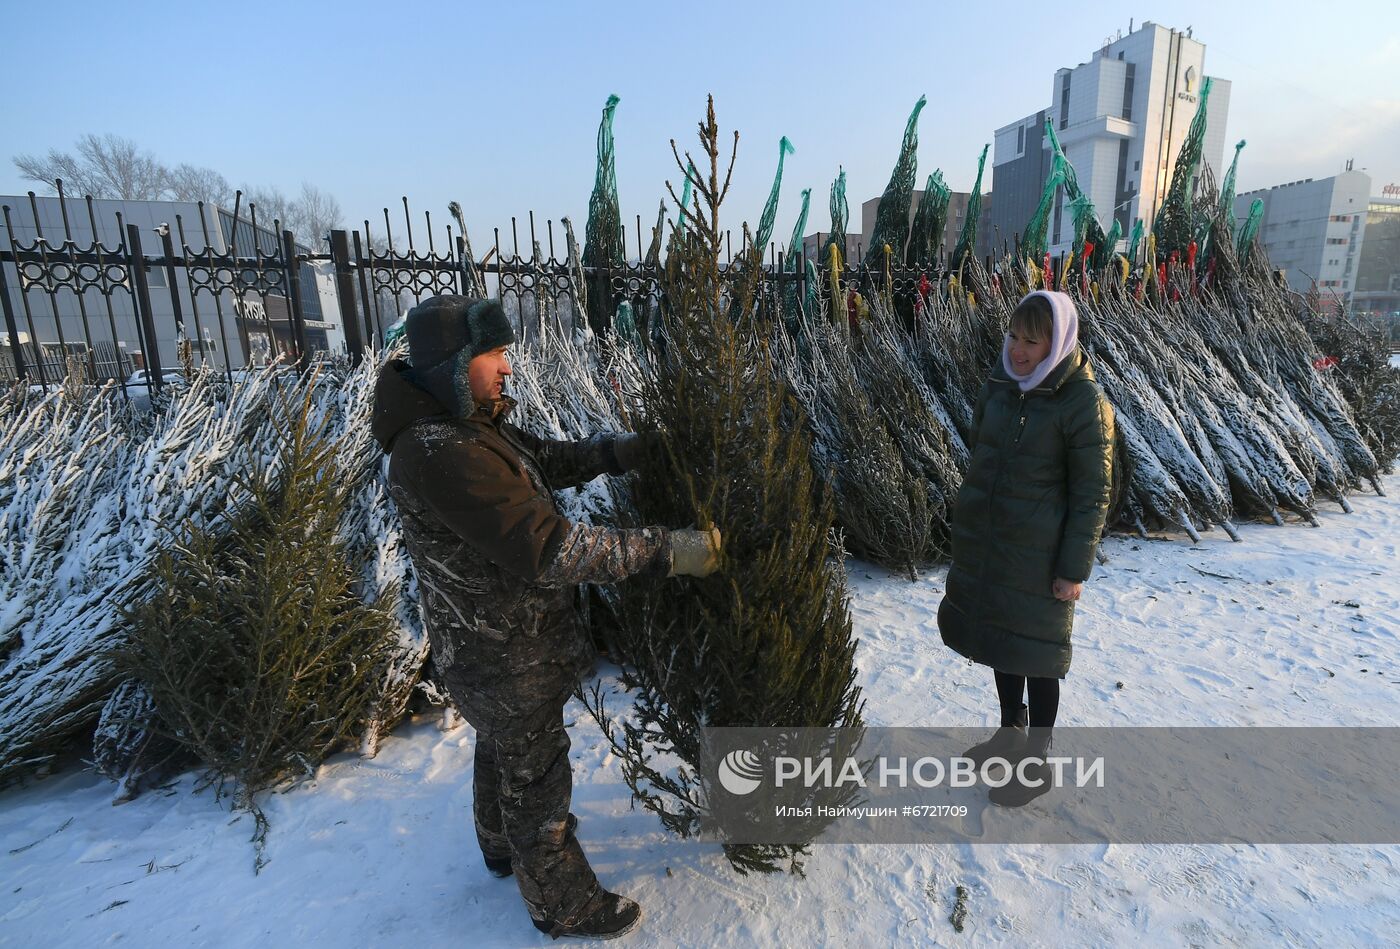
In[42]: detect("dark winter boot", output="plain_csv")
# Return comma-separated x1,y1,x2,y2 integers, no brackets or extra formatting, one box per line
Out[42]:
485,813,578,878
962,703,1028,768
531,888,642,940
989,728,1054,808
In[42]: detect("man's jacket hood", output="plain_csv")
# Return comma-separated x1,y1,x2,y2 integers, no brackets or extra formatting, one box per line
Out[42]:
372,358,448,452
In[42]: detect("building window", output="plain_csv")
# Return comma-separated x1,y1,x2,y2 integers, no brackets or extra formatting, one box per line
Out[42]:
1017,124,1025,153
1121,63,1136,121
1134,160,1140,171
1059,73,1071,129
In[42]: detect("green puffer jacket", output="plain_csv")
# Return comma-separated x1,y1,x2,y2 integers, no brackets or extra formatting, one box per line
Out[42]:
938,347,1115,678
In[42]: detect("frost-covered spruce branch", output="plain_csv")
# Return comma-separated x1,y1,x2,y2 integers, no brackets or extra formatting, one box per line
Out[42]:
0,368,284,783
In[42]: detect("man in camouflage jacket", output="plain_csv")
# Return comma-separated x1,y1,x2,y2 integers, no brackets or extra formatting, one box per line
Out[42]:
372,295,718,940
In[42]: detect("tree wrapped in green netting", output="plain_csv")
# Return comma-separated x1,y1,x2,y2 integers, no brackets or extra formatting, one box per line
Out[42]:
783,186,813,319
864,96,926,269
907,170,951,267
1022,141,1067,260
826,167,850,266
123,385,398,868
1212,139,1248,261
1102,218,1123,263
754,136,795,255
582,94,625,335
1045,122,1109,264
1237,198,1264,258
950,144,988,271
589,97,863,876
1127,218,1146,264
1152,76,1214,258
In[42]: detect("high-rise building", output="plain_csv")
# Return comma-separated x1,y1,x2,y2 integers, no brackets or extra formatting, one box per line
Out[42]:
1233,170,1371,305
989,21,1231,258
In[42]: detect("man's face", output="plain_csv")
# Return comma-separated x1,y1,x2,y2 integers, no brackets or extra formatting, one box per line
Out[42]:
467,346,512,404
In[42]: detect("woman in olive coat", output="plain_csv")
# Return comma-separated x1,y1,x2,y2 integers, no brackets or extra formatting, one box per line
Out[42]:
938,290,1115,806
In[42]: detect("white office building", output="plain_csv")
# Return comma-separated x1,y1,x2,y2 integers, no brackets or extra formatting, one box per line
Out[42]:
1234,170,1371,304
990,21,1231,258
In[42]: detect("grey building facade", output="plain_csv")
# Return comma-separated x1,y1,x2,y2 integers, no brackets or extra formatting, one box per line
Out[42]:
1234,170,1371,305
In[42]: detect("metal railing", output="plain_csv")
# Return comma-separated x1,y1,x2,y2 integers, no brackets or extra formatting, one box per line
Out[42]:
3,187,958,402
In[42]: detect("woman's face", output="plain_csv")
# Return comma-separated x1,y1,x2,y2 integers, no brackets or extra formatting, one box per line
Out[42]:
1008,327,1052,376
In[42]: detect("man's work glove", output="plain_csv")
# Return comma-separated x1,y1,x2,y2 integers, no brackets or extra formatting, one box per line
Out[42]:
669,527,721,578
613,432,662,473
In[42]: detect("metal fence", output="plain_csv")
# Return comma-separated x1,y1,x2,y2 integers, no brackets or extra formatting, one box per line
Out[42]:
2,186,959,401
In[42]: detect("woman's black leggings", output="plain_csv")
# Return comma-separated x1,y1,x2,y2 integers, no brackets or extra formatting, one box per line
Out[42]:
993,670,1060,728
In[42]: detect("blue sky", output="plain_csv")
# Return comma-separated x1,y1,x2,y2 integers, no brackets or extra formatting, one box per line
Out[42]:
3,0,1397,253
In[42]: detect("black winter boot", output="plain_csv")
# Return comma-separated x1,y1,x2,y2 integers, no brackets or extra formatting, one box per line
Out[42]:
961,703,1028,768
532,889,642,940
989,728,1054,808
485,813,578,878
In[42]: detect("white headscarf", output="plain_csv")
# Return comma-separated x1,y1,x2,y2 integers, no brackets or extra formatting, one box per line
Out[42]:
1002,290,1079,392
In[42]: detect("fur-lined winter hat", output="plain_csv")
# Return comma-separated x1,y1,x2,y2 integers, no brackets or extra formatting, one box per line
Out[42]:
404,295,515,417
405,295,514,369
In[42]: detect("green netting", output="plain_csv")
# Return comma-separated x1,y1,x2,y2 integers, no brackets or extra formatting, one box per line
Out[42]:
1237,198,1264,258
785,187,812,273
1103,217,1123,261
907,170,951,267
614,299,639,346
677,159,697,230
783,187,812,317
583,94,624,270
1045,122,1108,263
1218,139,1247,243
1022,143,1067,260
864,95,927,269
826,167,849,265
950,144,988,271
1152,76,1214,258
754,137,795,256
1127,218,1145,263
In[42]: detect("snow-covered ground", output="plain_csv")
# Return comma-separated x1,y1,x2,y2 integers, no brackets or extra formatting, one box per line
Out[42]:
4,477,1399,947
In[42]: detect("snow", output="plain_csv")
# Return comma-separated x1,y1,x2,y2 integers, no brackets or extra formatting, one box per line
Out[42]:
4,477,1400,946
1389,352,1400,369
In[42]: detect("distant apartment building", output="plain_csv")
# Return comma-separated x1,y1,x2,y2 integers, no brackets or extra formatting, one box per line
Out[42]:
0,195,344,381
858,191,994,264
990,20,1231,258
1233,170,1371,303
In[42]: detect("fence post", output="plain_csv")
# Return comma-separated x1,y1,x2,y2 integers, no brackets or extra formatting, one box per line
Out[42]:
0,257,27,383
125,223,164,391
329,229,364,366
281,230,310,368
158,226,187,349
352,231,377,347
